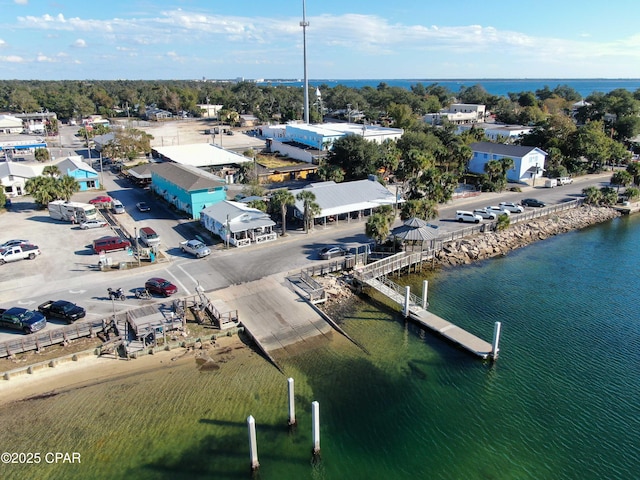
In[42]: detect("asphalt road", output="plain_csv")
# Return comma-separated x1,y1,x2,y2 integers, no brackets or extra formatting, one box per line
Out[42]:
0,152,614,343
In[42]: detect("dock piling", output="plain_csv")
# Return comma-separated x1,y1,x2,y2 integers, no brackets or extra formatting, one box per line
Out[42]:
311,401,320,456
491,321,502,360
422,280,429,309
288,378,296,426
403,286,410,317
247,415,259,471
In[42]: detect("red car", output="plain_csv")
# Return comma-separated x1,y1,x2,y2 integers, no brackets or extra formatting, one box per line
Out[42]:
89,195,113,205
144,277,178,297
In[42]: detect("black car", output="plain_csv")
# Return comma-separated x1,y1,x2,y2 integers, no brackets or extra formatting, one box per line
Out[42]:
521,198,546,207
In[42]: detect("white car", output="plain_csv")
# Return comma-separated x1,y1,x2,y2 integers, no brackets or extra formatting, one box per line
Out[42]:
498,202,524,213
180,240,211,258
80,219,108,229
455,211,482,223
473,208,498,220
487,206,511,216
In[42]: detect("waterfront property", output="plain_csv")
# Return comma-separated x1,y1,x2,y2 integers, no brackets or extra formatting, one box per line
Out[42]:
468,142,547,183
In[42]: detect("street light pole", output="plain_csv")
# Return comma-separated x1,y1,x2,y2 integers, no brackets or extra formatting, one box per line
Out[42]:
533,162,539,187
135,227,140,267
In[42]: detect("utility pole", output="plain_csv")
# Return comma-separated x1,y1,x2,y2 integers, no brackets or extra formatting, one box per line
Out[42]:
300,0,310,124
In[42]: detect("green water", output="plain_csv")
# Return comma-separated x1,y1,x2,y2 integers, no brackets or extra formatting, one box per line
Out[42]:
1,217,639,479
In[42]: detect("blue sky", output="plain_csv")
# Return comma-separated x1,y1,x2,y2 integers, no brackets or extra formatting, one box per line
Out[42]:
1,0,639,80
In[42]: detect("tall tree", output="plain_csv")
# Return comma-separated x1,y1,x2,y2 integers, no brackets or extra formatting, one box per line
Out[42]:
42,165,60,177
24,176,58,207
296,190,320,234
56,176,80,201
270,189,295,236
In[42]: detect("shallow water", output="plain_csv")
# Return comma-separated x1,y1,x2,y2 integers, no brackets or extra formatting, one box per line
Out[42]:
1,216,639,480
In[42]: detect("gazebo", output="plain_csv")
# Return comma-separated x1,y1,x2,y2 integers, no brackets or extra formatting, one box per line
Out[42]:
391,217,440,252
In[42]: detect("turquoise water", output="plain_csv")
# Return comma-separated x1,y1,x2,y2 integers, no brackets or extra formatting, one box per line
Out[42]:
259,78,640,98
1,216,639,479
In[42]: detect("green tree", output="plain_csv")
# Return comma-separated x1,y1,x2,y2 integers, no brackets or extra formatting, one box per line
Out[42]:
271,189,295,236
56,175,80,201
496,213,510,231
365,212,391,246
328,134,382,181
42,165,60,177
296,190,320,234
34,148,51,163
24,176,58,207
623,186,640,201
400,198,438,221
582,186,603,205
626,162,640,186
0,182,6,211
387,103,415,130
610,170,633,192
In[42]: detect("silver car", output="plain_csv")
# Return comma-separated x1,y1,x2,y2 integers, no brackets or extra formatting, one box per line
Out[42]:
473,208,498,220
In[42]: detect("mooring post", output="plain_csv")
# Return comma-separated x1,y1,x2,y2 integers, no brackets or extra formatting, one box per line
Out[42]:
491,321,502,360
403,285,410,317
312,401,320,456
288,377,296,426
421,280,429,309
247,415,259,471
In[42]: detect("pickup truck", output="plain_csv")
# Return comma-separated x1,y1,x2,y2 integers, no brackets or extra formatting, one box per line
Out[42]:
0,244,40,265
180,239,211,258
38,300,86,323
0,307,47,334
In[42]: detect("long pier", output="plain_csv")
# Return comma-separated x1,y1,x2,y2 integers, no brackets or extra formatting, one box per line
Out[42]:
355,254,500,360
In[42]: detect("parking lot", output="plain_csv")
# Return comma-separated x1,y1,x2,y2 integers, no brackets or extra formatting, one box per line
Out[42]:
0,200,132,303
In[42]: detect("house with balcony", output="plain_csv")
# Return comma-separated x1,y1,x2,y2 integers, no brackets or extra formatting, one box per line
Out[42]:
200,200,276,248
468,142,547,183
150,162,226,219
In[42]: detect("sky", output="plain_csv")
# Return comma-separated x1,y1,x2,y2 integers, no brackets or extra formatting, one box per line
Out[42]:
1,0,639,81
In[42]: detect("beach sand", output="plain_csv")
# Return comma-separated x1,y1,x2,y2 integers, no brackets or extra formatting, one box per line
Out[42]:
0,335,242,406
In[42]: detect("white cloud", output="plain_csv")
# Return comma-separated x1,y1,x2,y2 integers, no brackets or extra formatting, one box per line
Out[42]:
37,54,56,62
0,39,7,48
72,38,86,48
0,55,25,63
14,0,28,5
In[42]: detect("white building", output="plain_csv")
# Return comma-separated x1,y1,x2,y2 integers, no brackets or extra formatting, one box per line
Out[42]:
200,200,276,248
0,115,24,134
457,123,533,142
424,104,486,125
0,162,38,197
289,177,401,228
468,142,547,183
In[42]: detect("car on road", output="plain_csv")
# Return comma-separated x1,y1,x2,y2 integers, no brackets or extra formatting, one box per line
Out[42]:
180,240,211,258
80,219,108,229
318,245,348,260
145,277,178,297
37,300,86,323
557,177,573,186
487,205,511,216
1,239,29,248
472,208,498,220
456,211,482,223
498,202,525,213
521,198,546,208
136,202,151,212
0,307,47,334
88,195,113,206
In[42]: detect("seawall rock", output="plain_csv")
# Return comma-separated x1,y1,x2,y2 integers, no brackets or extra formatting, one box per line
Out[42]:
434,206,620,267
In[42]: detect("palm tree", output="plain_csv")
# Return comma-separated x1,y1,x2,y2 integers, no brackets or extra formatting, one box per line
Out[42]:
42,165,60,177
582,186,602,205
610,170,633,192
56,175,81,201
271,189,295,236
24,176,58,207
365,212,391,246
296,190,320,234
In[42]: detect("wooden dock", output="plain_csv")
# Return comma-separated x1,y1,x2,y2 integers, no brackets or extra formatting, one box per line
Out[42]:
363,276,495,360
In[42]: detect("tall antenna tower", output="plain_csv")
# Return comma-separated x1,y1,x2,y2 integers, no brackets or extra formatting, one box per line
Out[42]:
300,0,310,124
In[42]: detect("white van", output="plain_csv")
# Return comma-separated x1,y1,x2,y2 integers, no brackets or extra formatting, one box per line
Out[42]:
139,227,160,247
111,200,125,214
544,179,558,188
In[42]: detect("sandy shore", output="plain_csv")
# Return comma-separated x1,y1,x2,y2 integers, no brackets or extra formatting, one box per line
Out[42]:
0,335,242,405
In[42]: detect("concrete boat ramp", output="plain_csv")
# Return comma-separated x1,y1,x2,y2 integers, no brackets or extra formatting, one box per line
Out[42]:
213,273,334,360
